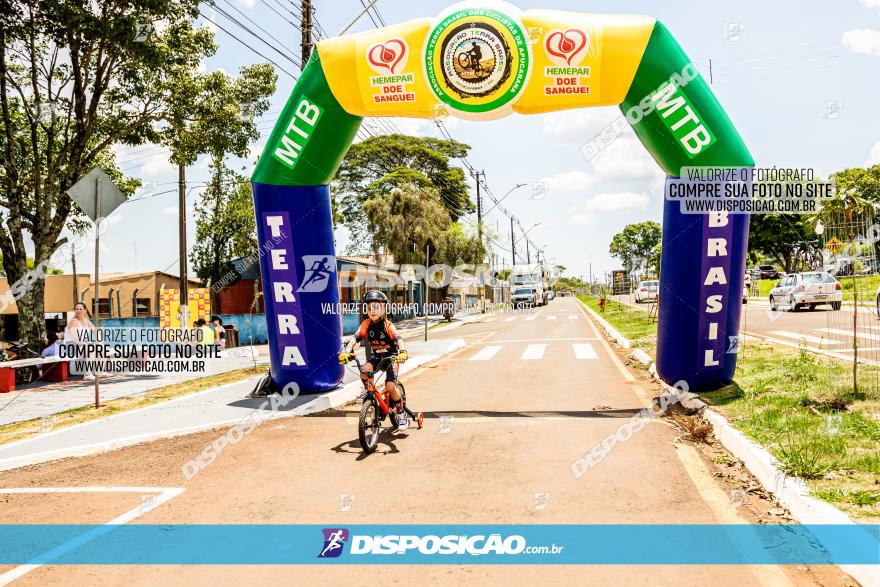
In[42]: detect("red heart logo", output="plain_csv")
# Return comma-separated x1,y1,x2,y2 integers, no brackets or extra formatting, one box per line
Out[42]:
545,29,588,66
367,39,407,74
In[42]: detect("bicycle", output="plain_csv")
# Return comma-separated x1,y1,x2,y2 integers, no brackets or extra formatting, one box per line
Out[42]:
0,339,41,385
343,353,424,454
456,52,485,78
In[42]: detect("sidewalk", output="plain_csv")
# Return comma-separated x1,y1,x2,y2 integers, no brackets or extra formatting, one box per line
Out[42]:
0,337,465,472
0,346,270,427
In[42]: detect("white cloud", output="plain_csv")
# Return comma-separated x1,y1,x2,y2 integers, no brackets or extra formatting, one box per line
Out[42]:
567,192,650,225
542,107,619,144
590,136,664,183
867,141,880,166
238,0,256,7
585,192,650,213
863,0,880,11
841,28,880,55
539,170,594,191
200,13,217,34
570,211,594,225
163,205,194,216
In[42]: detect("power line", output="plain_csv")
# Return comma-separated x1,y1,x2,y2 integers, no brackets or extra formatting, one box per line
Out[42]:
215,0,302,69
199,12,299,80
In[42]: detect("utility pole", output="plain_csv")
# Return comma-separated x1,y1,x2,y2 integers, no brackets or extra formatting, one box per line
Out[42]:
472,170,484,244
526,238,530,264
71,248,79,305
510,216,516,265
472,170,485,311
178,162,189,328
301,0,313,68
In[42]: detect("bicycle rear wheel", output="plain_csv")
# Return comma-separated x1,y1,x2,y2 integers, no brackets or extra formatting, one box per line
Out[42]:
358,400,380,453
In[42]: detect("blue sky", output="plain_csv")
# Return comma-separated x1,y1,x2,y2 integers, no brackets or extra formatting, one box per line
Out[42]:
75,0,880,282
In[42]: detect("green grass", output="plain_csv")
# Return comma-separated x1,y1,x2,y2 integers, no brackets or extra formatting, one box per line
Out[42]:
578,293,880,520
578,295,658,353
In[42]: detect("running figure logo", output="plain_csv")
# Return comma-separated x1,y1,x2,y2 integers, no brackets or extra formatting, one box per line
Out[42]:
318,528,349,558
299,255,336,292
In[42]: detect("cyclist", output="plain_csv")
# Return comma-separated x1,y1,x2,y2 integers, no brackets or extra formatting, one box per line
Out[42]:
338,290,410,425
466,41,483,69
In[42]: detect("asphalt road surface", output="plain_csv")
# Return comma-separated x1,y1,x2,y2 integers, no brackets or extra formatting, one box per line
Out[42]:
0,297,854,586
612,293,880,364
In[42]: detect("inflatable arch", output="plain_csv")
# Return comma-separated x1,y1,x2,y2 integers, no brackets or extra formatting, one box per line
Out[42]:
251,1,753,394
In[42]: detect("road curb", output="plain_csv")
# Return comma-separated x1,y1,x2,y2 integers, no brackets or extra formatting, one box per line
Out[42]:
580,299,879,587
580,303,631,349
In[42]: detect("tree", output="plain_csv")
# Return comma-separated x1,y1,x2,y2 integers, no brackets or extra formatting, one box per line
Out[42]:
189,159,257,292
333,134,474,252
361,184,452,265
0,1,272,344
647,242,661,276
608,221,662,271
747,214,809,273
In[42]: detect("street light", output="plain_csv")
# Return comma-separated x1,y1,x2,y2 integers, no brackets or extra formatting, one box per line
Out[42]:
483,183,527,215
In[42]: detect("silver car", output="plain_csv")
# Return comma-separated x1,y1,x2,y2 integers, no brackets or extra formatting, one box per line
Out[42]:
769,272,842,311
511,287,536,308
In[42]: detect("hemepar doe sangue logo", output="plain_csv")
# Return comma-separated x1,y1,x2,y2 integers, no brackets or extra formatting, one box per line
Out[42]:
424,1,530,116
366,38,417,105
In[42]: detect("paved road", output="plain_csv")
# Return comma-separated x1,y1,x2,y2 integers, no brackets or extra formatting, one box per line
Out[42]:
611,293,880,364
0,296,848,585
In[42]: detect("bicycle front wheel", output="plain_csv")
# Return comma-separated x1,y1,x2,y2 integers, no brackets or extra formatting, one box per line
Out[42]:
358,400,380,453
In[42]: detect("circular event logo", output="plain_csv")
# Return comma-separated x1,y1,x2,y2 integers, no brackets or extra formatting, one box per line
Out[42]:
424,6,530,114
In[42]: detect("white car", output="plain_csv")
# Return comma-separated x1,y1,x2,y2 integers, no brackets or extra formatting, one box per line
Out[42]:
511,287,536,308
634,280,659,303
769,272,842,311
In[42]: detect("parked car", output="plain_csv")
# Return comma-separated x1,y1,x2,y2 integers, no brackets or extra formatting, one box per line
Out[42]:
547,290,555,301
511,287,536,308
757,265,781,279
634,280,659,303
769,272,842,311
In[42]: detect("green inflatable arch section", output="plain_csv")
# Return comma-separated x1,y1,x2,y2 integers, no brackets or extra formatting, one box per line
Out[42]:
252,15,754,394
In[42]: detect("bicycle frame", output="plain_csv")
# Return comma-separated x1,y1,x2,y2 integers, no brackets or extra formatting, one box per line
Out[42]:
350,355,396,416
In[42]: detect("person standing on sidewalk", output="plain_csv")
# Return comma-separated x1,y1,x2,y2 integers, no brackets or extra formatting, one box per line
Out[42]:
65,302,96,380
211,316,227,350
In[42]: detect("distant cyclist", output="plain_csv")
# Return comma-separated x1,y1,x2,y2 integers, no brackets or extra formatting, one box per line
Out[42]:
338,290,409,425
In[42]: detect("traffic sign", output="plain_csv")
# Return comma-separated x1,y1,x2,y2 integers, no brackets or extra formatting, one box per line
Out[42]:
825,236,845,256
66,167,125,221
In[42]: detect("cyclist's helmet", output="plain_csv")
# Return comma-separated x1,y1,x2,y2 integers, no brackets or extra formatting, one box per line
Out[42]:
363,290,388,304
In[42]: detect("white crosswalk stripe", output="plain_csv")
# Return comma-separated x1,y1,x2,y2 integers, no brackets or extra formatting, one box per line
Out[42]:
573,343,598,359
469,346,503,361
504,317,516,322
815,328,880,342
548,315,557,320
769,331,842,346
525,315,537,321
568,315,578,320
520,344,546,360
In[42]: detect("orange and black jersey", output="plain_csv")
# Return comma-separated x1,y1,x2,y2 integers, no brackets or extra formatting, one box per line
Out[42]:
355,317,400,357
